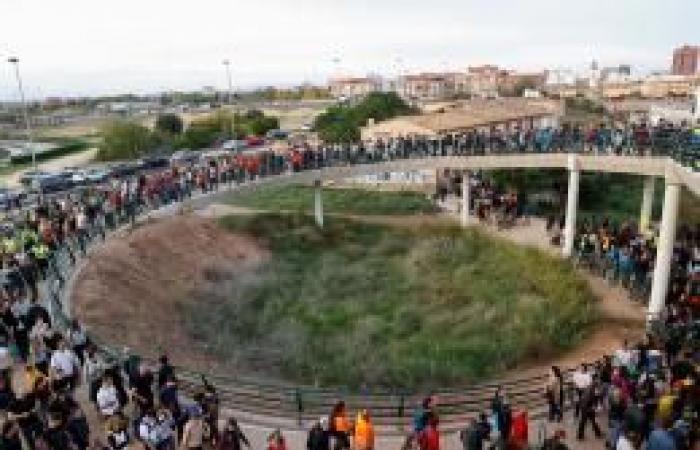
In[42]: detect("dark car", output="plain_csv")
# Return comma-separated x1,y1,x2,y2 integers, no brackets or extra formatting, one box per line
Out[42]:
0,188,23,210
138,156,170,170
33,174,71,194
19,170,50,186
110,162,140,177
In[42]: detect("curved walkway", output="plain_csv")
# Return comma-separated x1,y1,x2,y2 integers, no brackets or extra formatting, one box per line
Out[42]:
181,154,699,203
51,152,695,450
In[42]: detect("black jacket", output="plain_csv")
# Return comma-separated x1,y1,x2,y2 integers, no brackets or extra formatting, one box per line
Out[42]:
307,425,330,450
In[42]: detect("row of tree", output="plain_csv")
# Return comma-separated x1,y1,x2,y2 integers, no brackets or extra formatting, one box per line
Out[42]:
313,92,414,143
96,110,279,161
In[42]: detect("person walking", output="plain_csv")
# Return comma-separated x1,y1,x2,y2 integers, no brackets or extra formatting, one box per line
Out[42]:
180,408,205,450
459,417,488,450
418,414,440,450
545,366,564,423
218,418,250,450
307,417,330,450
577,383,602,441
330,401,351,450
354,410,374,450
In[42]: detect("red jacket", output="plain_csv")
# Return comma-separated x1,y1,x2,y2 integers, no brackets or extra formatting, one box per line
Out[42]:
419,425,439,450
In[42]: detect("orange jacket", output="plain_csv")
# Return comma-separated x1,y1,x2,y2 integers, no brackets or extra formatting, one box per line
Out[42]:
354,413,374,450
333,413,350,433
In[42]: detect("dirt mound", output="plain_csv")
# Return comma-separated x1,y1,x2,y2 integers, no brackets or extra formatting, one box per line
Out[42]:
72,215,269,370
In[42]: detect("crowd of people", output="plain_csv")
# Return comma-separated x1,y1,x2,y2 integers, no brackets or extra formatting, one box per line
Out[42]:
0,129,696,450
362,120,698,166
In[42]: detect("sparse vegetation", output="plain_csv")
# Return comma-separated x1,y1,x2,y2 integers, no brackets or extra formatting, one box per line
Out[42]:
182,214,596,389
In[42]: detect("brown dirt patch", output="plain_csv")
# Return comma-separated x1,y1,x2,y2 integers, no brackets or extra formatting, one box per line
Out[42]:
72,214,269,371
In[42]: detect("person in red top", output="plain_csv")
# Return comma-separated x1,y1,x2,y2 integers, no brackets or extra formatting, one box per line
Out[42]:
419,414,440,450
267,429,287,450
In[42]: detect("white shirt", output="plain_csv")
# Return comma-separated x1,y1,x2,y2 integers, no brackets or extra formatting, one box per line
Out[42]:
50,349,79,378
0,346,12,371
76,212,88,230
572,370,592,390
97,385,120,416
139,417,159,445
614,348,635,369
616,435,634,450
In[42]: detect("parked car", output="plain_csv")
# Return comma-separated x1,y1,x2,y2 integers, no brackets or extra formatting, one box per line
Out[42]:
32,174,71,194
245,136,265,147
170,150,200,165
222,139,247,151
71,170,90,185
266,129,289,140
86,168,111,183
109,162,139,177
19,170,50,186
0,188,22,210
138,156,169,170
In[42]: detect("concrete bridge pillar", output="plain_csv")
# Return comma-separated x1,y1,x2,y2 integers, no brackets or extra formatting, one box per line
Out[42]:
640,176,656,234
648,182,680,319
562,156,580,258
314,179,324,228
461,171,471,227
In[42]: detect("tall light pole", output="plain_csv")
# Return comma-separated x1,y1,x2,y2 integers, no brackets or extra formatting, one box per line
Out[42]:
8,56,36,170
222,59,236,141
222,59,233,104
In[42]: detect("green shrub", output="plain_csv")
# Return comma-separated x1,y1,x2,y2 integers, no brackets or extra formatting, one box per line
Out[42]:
182,214,596,389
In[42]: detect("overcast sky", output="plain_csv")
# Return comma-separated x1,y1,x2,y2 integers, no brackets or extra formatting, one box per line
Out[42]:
1,0,699,99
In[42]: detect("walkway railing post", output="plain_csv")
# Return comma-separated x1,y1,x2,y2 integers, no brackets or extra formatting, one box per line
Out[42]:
648,181,680,320
562,155,580,258
640,176,656,235
314,179,324,228
295,388,304,428
461,170,471,227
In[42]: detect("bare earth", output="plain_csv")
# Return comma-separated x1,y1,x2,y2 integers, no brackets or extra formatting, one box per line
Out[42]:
72,215,269,370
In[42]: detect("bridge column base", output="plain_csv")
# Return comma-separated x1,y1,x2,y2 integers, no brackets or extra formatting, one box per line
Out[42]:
314,179,324,228
461,170,471,227
640,176,655,235
562,156,580,259
648,182,680,319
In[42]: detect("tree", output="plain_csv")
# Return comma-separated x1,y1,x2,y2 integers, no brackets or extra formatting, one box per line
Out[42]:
175,110,235,149
313,92,413,143
155,113,184,135
97,120,159,161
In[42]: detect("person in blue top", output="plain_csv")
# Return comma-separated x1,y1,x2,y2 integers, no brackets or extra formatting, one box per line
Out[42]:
646,420,678,450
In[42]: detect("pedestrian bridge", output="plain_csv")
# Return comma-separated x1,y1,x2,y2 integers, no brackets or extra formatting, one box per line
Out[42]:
210,153,699,197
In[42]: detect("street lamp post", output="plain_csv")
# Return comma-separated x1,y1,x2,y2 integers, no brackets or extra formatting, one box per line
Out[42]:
222,59,234,104
7,56,36,170
222,59,235,141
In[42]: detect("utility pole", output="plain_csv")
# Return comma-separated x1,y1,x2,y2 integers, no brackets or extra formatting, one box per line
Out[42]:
8,56,36,170
222,59,236,141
